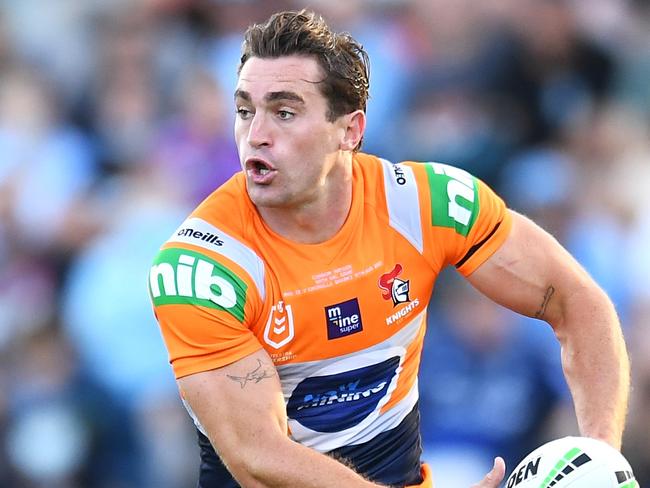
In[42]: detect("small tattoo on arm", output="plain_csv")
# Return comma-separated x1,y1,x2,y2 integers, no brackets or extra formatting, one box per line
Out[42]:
227,359,276,389
534,285,555,319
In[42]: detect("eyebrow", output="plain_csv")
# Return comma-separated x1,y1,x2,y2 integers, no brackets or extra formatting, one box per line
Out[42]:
234,89,305,105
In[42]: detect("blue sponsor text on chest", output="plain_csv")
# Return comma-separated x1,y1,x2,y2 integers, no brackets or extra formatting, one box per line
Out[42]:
296,380,388,410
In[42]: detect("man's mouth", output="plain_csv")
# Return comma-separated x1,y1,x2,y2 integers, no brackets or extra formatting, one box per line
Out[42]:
246,158,277,184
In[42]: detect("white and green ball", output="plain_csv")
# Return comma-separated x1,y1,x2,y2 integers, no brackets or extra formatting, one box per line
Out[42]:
506,436,637,488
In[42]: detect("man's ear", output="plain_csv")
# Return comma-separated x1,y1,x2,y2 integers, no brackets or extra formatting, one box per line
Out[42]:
339,110,366,151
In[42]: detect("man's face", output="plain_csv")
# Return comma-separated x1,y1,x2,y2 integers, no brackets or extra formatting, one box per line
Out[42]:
234,55,346,209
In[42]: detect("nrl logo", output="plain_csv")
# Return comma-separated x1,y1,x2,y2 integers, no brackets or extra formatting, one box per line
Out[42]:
378,264,410,306
263,300,295,349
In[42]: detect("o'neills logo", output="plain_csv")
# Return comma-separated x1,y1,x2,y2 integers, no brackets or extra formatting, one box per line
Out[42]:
392,163,407,185
177,227,224,246
378,264,410,306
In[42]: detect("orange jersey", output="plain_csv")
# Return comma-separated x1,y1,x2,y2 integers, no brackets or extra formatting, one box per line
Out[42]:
149,153,511,470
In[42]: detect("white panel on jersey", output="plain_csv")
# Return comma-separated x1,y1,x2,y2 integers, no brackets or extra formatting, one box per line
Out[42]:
379,158,424,254
286,345,407,452
347,378,419,446
168,217,266,300
277,311,426,452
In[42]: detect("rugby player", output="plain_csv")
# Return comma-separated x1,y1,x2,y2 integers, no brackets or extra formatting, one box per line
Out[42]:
149,10,629,487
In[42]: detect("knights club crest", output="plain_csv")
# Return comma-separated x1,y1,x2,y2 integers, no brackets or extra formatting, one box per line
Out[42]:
378,264,411,306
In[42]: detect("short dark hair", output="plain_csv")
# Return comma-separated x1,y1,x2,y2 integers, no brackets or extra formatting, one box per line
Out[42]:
239,10,370,145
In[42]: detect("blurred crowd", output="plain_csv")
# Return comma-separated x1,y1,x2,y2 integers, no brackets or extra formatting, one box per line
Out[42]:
0,0,648,487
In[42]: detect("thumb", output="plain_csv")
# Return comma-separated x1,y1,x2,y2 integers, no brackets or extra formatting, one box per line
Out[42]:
471,457,506,488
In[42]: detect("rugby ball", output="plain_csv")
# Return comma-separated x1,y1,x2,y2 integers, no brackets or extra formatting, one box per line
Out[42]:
505,436,637,488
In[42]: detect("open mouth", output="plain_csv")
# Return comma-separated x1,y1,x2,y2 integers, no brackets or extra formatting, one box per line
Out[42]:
246,157,276,183
254,160,271,176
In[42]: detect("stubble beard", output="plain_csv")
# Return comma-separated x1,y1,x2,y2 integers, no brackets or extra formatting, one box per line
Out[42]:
247,176,322,212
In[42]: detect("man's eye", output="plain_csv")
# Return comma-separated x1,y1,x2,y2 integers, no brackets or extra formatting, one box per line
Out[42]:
237,108,253,119
278,110,294,120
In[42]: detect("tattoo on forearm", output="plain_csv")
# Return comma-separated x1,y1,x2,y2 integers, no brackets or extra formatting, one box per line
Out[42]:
227,359,276,389
534,285,555,319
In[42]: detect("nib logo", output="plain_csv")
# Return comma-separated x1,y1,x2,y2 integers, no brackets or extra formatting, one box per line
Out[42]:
378,264,410,306
263,301,295,349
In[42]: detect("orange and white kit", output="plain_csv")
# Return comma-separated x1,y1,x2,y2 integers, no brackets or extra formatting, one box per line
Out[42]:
149,153,511,483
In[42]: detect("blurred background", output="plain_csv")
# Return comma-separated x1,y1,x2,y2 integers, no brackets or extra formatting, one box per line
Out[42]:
0,0,648,486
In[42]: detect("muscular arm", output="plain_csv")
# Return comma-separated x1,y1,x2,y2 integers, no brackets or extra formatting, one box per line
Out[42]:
467,210,630,448
178,348,383,488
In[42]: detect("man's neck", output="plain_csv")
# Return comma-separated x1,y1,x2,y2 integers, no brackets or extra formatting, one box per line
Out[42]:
257,160,354,245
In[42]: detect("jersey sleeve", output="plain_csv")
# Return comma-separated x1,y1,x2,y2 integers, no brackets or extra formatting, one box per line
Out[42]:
417,162,512,276
148,225,265,379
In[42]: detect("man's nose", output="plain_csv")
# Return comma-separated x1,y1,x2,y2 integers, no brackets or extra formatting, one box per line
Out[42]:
247,113,272,148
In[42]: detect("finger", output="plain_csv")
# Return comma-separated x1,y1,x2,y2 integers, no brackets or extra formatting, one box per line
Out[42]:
470,457,506,488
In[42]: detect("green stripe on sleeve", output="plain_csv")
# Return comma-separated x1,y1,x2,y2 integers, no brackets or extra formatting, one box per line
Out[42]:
149,247,248,322
424,162,479,237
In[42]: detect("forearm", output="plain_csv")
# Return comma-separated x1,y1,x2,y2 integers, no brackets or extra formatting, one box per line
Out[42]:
220,435,384,488
180,355,385,488
553,285,629,449
465,212,630,447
